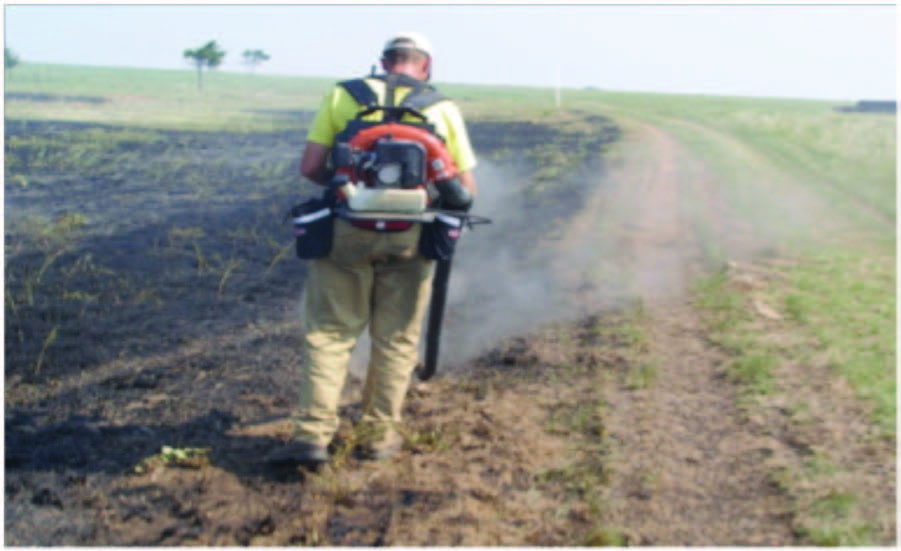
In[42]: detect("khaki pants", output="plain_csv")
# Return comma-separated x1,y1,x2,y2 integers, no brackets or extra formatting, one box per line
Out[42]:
295,218,435,446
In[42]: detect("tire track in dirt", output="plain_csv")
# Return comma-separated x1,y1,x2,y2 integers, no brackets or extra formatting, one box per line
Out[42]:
594,122,798,545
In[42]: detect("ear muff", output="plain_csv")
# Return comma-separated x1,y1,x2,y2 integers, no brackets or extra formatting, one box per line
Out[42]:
381,49,431,81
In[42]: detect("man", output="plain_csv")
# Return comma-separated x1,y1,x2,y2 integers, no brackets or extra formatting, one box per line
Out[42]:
269,32,478,467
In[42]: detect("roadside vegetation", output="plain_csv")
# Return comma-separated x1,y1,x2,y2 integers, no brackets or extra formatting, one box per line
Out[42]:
679,104,895,544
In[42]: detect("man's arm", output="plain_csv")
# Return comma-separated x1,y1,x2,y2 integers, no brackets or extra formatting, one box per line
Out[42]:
438,102,477,197
299,142,331,185
302,85,346,185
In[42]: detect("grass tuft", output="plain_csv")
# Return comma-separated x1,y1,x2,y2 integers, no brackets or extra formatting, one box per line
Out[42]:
33,326,59,376
583,527,628,546
727,353,776,394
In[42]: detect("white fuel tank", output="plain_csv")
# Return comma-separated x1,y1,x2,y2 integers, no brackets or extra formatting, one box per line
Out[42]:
342,184,428,213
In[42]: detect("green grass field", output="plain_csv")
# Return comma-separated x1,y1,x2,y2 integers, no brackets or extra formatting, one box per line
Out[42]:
4,62,895,545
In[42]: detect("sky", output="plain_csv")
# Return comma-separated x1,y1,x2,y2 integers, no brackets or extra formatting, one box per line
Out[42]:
2,3,897,101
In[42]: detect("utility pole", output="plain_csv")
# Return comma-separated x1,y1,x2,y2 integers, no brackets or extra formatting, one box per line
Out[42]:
555,65,561,109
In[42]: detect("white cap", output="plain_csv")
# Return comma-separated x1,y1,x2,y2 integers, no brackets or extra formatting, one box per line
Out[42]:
382,31,433,59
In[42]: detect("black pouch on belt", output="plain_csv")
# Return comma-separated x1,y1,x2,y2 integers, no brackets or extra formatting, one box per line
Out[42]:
290,197,335,259
419,213,464,261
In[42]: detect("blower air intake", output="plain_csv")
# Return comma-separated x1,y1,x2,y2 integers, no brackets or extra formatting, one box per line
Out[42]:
373,140,427,189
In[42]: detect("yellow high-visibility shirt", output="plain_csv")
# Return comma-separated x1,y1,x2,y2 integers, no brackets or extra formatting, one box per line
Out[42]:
306,78,477,174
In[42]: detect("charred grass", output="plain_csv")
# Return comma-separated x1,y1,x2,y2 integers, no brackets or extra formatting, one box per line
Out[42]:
3,112,627,545
4,120,310,389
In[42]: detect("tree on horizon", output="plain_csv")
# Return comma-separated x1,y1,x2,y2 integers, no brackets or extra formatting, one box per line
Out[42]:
242,49,270,75
6,47,21,74
183,40,226,92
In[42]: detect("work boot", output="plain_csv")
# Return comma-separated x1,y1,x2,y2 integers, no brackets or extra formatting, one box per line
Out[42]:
355,426,404,461
265,441,329,468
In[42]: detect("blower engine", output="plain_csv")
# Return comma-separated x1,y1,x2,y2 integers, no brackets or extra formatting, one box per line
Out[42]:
328,107,472,213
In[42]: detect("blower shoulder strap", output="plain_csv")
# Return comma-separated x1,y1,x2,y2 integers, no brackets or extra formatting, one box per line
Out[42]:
339,75,448,115
402,89,447,111
338,78,379,108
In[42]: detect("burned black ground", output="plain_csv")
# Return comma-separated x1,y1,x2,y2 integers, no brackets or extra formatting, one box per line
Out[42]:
4,114,621,545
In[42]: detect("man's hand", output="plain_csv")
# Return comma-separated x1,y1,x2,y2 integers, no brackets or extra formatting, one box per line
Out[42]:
434,176,474,211
300,142,332,185
458,171,477,197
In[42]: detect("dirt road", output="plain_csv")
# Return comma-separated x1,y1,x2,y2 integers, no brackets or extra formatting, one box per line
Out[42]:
588,120,895,545
586,122,797,544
